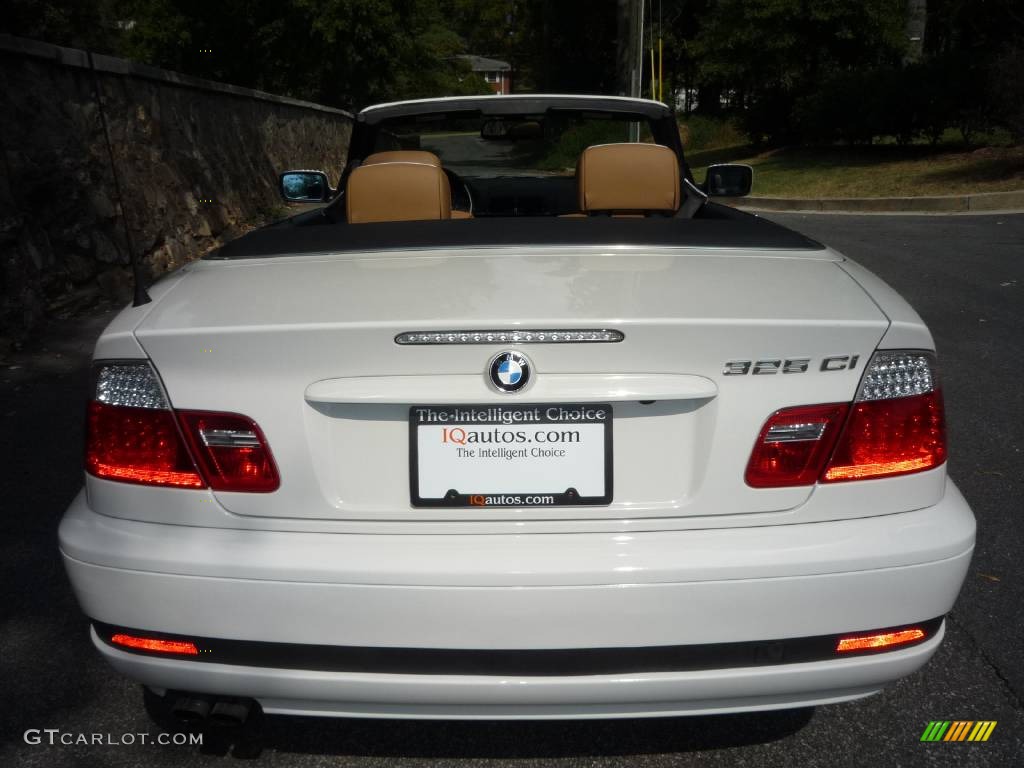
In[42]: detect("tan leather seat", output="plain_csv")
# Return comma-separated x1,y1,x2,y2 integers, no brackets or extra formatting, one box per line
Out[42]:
358,150,474,218
363,150,442,167
576,143,680,215
346,162,452,224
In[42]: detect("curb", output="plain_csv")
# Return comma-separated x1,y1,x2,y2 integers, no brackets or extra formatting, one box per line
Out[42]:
727,189,1024,214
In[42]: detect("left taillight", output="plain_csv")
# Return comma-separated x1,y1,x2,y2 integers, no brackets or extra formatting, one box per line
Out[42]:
86,361,278,492
86,362,205,488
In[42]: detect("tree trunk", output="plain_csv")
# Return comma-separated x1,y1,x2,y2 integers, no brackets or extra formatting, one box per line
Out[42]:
905,0,927,63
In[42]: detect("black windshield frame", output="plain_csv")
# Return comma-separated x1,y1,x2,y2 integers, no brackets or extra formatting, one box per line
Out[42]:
346,96,691,182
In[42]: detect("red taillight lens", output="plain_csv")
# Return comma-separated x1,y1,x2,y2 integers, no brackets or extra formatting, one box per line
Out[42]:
822,390,946,482
745,403,849,488
178,411,280,492
86,400,205,488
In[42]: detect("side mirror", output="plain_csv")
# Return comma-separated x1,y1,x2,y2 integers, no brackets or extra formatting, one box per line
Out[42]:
279,170,333,203
703,164,753,197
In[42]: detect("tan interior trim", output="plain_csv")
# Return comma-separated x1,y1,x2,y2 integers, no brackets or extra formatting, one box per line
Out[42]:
363,150,442,167
346,162,452,224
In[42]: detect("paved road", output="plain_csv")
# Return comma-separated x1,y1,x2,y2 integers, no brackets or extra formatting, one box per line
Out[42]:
1,213,1022,767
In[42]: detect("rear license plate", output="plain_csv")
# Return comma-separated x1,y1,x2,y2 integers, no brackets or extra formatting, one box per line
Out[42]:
410,404,612,507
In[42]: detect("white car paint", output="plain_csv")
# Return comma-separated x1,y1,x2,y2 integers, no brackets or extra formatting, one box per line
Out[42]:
58,99,974,720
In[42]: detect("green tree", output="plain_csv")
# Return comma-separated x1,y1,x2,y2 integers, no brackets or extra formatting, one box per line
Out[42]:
6,0,120,51
924,0,1024,141
444,0,521,62
109,0,489,108
513,0,619,93
689,0,907,142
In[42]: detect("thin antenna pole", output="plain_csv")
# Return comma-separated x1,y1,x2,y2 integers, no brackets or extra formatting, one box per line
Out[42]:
658,0,664,103
636,0,645,99
87,51,150,307
649,0,656,100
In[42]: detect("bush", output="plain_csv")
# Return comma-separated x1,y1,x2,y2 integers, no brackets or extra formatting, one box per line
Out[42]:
737,88,797,146
795,71,880,145
535,120,640,171
790,54,998,147
678,116,748,152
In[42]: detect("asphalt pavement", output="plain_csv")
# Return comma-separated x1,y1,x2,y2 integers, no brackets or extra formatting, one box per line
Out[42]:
1,212,1021,767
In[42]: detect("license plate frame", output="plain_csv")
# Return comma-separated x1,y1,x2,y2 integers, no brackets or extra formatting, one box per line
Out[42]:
409,404,613,507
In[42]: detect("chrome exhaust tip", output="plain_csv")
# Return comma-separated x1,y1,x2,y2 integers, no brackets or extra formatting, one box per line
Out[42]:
170,695,213,723
208,698,253,727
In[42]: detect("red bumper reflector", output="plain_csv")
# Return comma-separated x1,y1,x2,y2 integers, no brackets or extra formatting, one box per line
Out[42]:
110,633,199,655
835,627,926,653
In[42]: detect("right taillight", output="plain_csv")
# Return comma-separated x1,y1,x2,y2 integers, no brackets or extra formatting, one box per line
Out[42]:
745,351,946,488
822,351,946,482
86,361,278,492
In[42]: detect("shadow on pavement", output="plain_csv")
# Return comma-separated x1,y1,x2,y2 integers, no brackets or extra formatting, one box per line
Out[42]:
0,310,119,745
188,706,815,760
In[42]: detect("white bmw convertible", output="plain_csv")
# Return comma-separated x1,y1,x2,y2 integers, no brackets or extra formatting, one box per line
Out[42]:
60,95,975,726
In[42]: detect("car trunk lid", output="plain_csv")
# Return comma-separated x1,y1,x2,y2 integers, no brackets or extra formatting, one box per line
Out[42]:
134,246,888,523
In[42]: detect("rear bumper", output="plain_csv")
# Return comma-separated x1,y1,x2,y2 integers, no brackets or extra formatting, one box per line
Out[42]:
92,624,945,719
60,479,975,718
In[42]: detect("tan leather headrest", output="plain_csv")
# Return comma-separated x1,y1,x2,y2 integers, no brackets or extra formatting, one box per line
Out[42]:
577,143,680,213
363,150,442,167
346,162,452,224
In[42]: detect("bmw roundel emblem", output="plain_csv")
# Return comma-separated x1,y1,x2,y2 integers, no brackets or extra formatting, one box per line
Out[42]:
488,351,531,393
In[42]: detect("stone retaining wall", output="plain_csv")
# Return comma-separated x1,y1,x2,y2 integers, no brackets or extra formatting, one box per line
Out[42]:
0,34,352,342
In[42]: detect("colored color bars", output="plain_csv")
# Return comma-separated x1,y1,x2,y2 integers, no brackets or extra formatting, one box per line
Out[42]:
920,721,997,742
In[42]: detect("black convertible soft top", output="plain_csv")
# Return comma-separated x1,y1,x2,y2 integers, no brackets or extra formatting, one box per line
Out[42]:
206,208,824,261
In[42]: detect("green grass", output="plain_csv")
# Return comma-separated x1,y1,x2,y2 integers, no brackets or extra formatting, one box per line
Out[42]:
677,115,1024,197
688,144,1024,198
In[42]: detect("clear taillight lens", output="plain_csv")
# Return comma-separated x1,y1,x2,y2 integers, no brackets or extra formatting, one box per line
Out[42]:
822,352,945,482
95,361,167,409
86,361,278,492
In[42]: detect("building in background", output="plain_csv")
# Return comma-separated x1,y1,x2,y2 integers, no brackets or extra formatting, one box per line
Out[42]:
460,55,512,95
